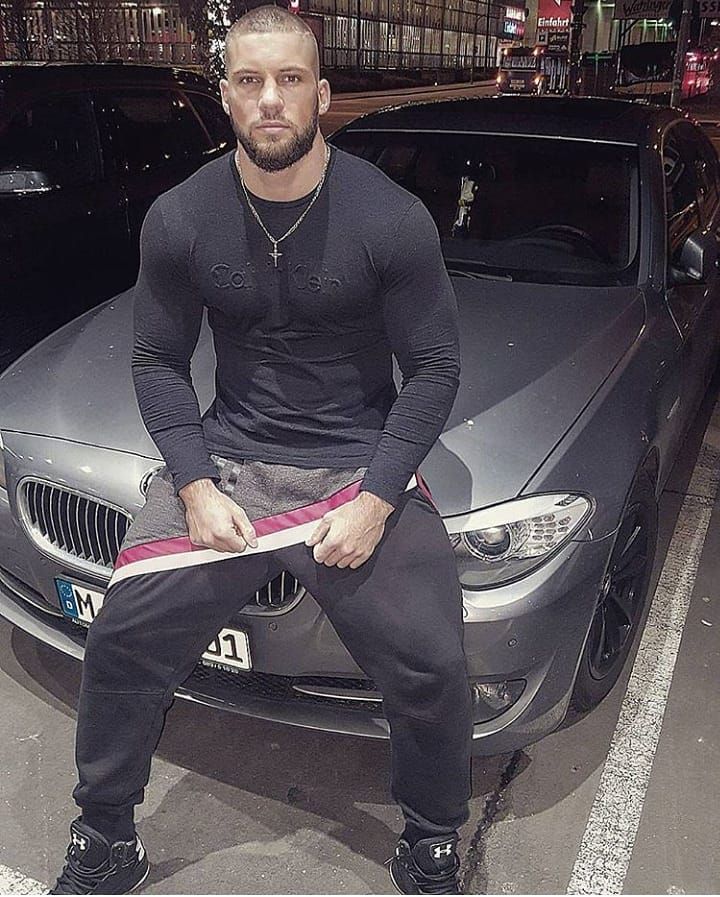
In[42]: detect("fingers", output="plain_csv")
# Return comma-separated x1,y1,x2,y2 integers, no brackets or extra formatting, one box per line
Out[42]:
314,544,343,566
338,552,368,569
307,511,383,567
306,518,331,548
189,526,248,554
231,507,258,548
311,533,366,567
185,495,258,553
316,545,368,568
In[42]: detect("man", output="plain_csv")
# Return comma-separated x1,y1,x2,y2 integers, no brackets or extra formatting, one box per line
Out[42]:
50,6,473,895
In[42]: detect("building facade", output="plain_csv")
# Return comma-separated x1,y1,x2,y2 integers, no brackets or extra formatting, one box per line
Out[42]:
583,4,673,54
0,1,198,64
0,0,518,75
300,0,512,75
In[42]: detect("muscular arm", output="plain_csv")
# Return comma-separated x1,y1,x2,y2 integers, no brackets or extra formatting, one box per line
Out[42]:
131,197,221,496
359,200,461,507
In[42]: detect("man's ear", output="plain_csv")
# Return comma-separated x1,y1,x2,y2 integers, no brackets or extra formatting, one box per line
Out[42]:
318,77,332,114
219,78,230,115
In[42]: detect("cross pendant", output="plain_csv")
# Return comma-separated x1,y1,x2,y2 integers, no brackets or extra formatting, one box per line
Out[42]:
269,243,282,267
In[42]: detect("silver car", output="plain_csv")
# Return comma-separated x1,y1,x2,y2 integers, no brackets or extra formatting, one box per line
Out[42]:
1,96,719,754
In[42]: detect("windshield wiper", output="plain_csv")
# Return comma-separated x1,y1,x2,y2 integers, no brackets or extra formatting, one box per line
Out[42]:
446,267,513,282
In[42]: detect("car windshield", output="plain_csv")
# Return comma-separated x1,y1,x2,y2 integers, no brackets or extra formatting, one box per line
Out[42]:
332,131,641,286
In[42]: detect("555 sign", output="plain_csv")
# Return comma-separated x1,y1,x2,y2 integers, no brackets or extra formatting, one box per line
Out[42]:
699,0,720,15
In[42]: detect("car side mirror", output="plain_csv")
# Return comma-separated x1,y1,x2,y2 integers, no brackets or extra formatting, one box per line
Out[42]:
0,168,56,194
670,229,718,284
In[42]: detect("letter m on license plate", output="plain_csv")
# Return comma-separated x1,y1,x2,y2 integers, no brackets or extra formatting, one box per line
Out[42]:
55,578,104,625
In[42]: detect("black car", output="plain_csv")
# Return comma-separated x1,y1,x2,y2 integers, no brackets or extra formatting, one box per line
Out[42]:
0,62,235,370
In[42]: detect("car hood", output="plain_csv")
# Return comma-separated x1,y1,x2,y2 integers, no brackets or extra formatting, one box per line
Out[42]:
0,281,644,516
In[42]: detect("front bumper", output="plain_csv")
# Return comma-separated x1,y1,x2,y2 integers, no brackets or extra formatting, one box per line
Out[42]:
0,436,613,755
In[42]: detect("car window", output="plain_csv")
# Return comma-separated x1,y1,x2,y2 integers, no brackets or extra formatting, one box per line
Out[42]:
0,94,100,187
331,130,640,287
692,128,720,223
102,89,212,174
663,126,702,269
186,93,234,152
671,121,720,225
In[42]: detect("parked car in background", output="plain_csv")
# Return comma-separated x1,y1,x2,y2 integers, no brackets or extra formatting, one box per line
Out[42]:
496,46,547,95
0,96,719,755
0,61,234,370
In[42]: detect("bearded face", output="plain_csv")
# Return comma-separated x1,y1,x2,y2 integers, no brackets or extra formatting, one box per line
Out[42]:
228,93,320,173
220,31,329,174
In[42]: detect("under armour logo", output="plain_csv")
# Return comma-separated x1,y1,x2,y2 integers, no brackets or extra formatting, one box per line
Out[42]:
432,842,454,859
71,832,88,851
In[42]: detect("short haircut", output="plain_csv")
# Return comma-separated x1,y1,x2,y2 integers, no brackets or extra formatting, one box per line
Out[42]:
224,5,320,79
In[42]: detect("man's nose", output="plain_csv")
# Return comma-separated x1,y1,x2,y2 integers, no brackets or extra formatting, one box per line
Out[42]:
258,79,284,113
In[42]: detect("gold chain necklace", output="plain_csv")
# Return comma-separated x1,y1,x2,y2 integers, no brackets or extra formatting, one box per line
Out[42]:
236,144,331,268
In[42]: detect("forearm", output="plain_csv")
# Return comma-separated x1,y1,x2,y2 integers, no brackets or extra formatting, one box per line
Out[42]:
132,346,220,496
360,361,460,506
177,476,219,508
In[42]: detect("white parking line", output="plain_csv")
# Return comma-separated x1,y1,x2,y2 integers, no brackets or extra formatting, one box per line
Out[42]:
567,399,720,895
0,863,46,894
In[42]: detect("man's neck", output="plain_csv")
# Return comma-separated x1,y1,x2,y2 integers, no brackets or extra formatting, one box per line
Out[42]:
235,135,328,201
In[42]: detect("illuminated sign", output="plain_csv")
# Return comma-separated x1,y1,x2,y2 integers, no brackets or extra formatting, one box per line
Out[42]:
502,5,526,37
612,0,672,17
537,0,572,30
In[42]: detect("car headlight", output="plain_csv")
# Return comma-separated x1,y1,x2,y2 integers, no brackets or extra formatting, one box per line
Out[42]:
444,493,593,590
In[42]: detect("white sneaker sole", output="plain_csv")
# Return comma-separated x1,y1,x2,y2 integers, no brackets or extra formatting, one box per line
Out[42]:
128,863,150,894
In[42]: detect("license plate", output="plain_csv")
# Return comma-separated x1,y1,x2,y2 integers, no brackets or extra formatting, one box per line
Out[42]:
201,628,252,673
54,578,252,670
55,578,104,625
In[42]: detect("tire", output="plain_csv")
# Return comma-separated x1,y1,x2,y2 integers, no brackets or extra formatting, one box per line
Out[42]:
571,470,659,712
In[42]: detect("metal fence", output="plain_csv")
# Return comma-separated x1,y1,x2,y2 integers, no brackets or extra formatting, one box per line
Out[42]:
0,1,200,64
1,0,506,74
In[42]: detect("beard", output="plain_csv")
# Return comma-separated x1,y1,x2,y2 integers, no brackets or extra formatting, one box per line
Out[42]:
230,97,320,173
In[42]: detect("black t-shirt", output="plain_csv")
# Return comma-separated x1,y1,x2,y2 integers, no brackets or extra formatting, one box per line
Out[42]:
131,145,460,506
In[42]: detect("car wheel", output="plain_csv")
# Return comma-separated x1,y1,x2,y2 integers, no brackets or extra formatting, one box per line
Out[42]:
571,471,658,712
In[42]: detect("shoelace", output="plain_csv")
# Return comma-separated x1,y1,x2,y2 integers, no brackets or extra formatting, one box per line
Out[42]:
386,853,462,895
412,864,461,896
52,851,109,895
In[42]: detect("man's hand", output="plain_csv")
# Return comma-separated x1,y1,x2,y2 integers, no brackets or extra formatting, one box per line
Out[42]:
305,491,395,569
178,478,258,553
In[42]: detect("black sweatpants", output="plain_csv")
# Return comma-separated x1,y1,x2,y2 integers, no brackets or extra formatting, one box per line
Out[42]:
71,476,473,838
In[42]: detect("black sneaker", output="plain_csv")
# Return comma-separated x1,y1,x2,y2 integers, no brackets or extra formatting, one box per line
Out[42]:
49,818,149,895
387,834,462,894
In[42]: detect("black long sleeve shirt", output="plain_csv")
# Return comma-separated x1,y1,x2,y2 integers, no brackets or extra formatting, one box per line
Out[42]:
131,146,460,507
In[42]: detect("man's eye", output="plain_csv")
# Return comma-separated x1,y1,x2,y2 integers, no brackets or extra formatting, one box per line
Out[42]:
285,75,301,82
